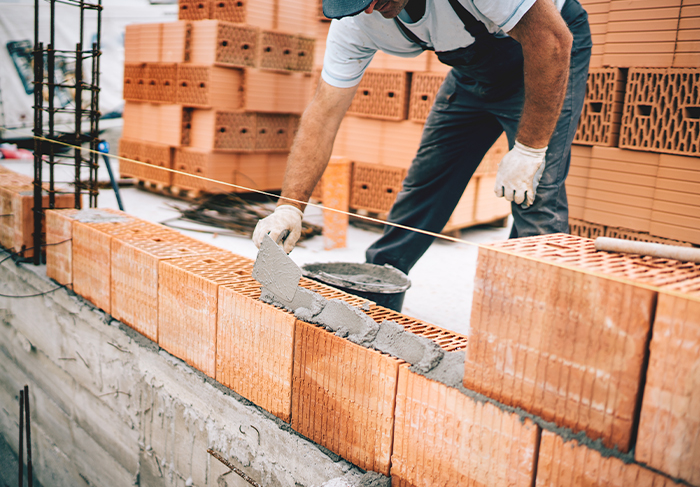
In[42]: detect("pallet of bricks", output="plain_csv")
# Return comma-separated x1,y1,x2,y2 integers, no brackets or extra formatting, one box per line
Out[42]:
119,0,319,195
311,1,511,234
569,0,700,246
0,166,76,259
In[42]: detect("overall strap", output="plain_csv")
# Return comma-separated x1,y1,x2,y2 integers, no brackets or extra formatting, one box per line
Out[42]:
394,0,491,50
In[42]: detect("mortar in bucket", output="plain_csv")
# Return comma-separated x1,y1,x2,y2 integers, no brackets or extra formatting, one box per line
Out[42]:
301,262,411,312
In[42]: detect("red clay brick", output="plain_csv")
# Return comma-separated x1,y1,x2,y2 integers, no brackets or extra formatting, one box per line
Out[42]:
158,253,253,378
111,234,221,342
635,284,700,485
11,189,75,259
178,0,209,21
241,69,312,114
408,72,446,123
350,163,406,214
145,63,178,103
190,20,258,68
123,64,147,101
72,211,174,313
161,21,192,63
322,157,351,250
464,234,678,452
574,68,626,147
348,70,410,121
292,319,401,476
392,366,540,487
536,431,679,487
176,65,243,109
45,209,80,289
217,280,297,422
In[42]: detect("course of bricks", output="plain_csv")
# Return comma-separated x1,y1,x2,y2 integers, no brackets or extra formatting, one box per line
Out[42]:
120,4,316,192
3,196,684,485
571,0,699,247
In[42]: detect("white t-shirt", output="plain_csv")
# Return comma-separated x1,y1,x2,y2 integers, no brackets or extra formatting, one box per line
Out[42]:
322,0,567,88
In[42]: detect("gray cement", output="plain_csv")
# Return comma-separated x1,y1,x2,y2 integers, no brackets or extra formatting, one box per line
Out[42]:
72,208,133,223
0,254,373,487
252,234,301,302
301,262,410,294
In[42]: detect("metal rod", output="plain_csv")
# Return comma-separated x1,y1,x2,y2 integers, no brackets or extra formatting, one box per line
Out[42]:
49,0,55,209
74,42,83,209
24,385,33,487
32,43,44,266
19,390,24,487
90,40,101,208
207,449,262,487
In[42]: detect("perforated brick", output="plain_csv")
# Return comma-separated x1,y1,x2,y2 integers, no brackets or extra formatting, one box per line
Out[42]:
241,69,313,114
259,31,298,71
408,72,446,123
111,234,221,342
537,431,679,487
217,280,297,422
295,36,315,73
178,0,209,20
158,253,254,377
619,68,700,157
45,209,80,289
292,319,401,476
392,366,539,487
72,211,173,313
569,217,605,239
176,65,243,109
145,63,177,103
123,64,146,101
255,114,295,151
349,163,406,214
209,0,247,23
190,110,256,151
464,233,698,452
574,68,626,147
635,286,700,485
190,20,258,68
348,70,410,121
141,142,173,186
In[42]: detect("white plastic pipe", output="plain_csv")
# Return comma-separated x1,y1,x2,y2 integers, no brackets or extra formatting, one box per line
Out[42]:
594,237,700,264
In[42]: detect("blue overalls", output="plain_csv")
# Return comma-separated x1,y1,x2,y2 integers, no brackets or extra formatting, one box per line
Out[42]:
366,0,592,274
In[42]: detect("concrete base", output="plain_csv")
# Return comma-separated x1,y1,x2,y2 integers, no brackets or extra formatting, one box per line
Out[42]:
0,253,365,487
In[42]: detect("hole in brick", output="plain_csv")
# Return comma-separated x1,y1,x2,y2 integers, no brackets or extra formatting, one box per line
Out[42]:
219,2,225,6
386,188,394,194
362,184,368,190
150,80,156,86
259,128,267,134
363,90,370,96
221,40,229,47
125,79,132,85
388,91,395,98
298,51,305,57
185,123,191,129
199,82,206,88
241,128,248,134
181,81,188,87
636,105,652,117
277,129,285,134
197,3,205,8
683,106,700,120
219,127,226,133
589,102,603,113
152,238,163,242
265,47,272,53
182,5,188,10
164,81,171,86
283,49,291,55
421,94,428,101
237,1,243,5
242,44,249,50
196,168,203,173
202,259,217,264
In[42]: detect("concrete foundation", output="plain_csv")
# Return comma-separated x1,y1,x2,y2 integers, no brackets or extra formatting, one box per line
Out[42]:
0,254,365,487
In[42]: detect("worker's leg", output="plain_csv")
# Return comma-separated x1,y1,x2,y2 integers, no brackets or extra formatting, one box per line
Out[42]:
366,73,504,274
506,0,592,237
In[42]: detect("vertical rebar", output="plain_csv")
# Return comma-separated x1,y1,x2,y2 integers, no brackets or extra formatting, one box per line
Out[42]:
32,43,44,266
74,42,83,209
48,0,56,208
89,41,100,208
24,385,32,487
18,390,24,487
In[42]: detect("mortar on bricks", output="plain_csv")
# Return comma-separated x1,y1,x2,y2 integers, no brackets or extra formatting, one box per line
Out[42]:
301,262,411,312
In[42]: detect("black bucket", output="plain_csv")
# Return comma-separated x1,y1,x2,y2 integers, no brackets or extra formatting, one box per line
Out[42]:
301,262,411,312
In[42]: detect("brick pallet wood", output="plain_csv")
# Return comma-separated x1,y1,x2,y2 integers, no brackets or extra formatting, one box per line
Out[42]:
636,279,700,486
463,233,700,452
391,366,540,487
536,431,680,487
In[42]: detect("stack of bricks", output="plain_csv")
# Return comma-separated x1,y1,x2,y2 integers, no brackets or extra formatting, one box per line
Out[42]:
119,1,318,194
43,203,700,484
569,0,699,246
309,0,510,234
0,166,76,259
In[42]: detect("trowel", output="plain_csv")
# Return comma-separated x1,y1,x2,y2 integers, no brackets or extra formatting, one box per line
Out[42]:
252,231,302,301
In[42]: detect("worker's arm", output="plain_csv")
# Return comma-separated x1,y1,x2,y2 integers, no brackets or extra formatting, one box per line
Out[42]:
252,78,358,252
494,0,573,206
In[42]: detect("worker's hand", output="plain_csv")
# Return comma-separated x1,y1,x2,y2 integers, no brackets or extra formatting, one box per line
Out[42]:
494,141,548,208
253,205,304,253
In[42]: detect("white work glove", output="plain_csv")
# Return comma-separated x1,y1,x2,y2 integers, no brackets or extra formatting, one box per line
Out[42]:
252,204,304,254
494,141,548,208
